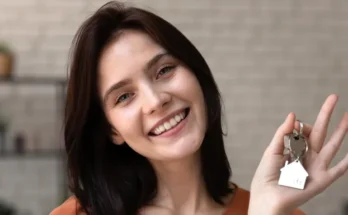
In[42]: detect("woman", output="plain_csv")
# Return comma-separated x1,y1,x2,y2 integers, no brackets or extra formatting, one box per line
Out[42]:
50,1,348,215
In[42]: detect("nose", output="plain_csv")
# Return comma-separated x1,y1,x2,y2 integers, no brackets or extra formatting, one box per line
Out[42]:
141,84,171,115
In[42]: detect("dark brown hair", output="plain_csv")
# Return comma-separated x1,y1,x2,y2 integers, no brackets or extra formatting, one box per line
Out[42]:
65,1,232,214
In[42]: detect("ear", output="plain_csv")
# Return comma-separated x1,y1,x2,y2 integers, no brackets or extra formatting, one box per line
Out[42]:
111,128,125,145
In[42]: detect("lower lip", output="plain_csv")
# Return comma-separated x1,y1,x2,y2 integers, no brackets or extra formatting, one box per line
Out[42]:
152,111,189,138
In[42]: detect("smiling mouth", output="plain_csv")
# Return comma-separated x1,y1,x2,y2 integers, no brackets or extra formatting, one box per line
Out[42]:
149,108,190,136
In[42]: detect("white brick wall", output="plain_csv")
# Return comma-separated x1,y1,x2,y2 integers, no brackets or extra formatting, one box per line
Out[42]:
0,0,347,214
0,157,61,215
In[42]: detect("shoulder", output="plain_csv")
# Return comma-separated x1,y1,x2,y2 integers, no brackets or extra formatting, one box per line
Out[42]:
224,184,306,215
49,196,86,215
223,184,250,215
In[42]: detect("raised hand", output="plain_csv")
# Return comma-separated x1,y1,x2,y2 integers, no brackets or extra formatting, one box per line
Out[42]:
249,94,348,215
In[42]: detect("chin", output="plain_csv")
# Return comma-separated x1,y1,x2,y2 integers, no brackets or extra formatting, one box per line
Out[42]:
159,135,204,161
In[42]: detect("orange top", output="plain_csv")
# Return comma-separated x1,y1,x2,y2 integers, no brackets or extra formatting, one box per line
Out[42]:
50,186,305,215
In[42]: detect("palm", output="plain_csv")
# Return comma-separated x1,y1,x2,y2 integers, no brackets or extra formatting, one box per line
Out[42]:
251,94,348,213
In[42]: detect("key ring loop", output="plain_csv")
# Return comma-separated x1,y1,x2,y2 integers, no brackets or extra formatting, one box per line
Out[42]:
297,120,308,156
298,120,304,136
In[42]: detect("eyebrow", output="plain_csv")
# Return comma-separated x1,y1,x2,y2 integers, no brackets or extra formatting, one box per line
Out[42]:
144,52,169,72
103,52,170,105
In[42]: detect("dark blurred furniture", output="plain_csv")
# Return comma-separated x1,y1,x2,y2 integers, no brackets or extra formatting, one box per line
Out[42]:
0,77,66,156
0,76,69,203
0,200,16,215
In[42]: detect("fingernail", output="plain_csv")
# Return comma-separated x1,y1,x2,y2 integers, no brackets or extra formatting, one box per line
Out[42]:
286,112,293,120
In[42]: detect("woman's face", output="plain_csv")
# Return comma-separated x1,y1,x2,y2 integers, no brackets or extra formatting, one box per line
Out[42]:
98,30,207,161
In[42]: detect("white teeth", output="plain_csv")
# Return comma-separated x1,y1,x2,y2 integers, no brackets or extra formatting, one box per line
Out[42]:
174,115,181,122
169,118,177,126
151,110,187,136
159,125,165,132
164,122,171,130
154,129,161,135
180,113,184,119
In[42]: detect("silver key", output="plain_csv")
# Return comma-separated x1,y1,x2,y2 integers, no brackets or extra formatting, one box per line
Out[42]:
279,121,309,189
288,132,307,162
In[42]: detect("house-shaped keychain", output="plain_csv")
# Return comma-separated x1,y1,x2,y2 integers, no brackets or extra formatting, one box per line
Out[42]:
278,160,309,189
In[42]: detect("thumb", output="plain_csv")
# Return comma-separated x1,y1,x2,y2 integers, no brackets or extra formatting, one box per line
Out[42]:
266,112,296,155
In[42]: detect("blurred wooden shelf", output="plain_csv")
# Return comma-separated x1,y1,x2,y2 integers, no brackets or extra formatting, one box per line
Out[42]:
0,77,67,158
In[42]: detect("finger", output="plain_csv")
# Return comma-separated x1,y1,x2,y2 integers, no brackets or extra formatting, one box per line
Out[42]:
267,112,296,155
319,113,348,169
294,121,312,137
328,153,348,181
310,94,338,153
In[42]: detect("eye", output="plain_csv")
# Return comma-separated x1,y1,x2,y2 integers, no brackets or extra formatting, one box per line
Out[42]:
156,65,176,79
115,92,133,105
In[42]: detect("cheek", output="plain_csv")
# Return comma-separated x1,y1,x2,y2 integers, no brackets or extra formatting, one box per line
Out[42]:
172,69,204,98
178,70,207,130
191,80,207,131
109,108,143,140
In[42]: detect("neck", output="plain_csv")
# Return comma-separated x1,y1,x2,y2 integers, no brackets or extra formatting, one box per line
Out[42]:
149,151,219,214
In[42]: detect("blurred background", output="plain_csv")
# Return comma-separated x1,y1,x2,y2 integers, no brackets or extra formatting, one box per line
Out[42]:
0,0,347,214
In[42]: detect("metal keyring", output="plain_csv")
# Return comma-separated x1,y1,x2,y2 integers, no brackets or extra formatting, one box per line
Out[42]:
298,120,304,136
297,120,309,154
289,120,309,160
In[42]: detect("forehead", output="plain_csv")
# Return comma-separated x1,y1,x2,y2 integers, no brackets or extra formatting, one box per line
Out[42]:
99,30,164,70
98,30,165,90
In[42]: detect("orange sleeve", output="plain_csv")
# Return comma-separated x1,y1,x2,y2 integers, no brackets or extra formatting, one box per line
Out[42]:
49,197,86,215
291,208,306,215
52,190,306,215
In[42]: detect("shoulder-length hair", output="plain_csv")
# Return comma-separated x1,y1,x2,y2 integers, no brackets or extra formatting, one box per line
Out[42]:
65,1,232,215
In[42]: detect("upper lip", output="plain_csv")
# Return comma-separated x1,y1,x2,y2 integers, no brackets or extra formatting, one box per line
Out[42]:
148,108,187,134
